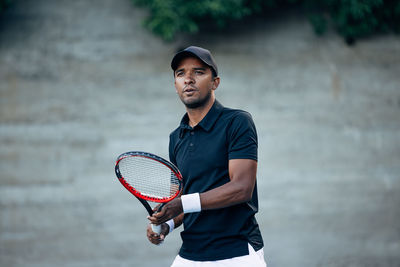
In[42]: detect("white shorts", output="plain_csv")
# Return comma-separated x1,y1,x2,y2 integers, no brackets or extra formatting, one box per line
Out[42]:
171,244,267,267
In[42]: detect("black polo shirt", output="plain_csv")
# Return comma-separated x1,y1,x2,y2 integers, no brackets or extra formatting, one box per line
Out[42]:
169,100,264,261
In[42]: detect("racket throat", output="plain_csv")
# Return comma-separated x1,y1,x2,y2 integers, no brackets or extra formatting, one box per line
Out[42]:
157,203,166,213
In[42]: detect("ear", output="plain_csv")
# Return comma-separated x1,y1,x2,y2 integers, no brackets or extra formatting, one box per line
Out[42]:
212,76,220,91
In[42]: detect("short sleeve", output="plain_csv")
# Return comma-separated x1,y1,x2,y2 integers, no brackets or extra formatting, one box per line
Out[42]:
227,111,258,161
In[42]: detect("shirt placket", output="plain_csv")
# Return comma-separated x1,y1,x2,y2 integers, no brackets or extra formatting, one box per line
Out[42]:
188,129,195,154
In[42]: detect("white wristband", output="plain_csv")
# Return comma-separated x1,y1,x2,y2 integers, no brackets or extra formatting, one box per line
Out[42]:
165,219,175,233
181,193,201,213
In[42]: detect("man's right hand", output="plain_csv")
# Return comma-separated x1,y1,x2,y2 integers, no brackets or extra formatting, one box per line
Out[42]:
146,223,169,245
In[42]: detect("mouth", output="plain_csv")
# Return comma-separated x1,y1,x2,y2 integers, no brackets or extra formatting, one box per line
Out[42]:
183,87,198,94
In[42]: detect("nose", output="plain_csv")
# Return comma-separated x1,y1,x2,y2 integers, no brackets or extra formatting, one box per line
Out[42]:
184,72,195,84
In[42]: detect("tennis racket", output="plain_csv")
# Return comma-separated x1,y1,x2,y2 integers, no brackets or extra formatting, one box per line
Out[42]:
115,151,183,234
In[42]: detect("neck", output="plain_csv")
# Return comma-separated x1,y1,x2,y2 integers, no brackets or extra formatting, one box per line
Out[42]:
186,97,215,128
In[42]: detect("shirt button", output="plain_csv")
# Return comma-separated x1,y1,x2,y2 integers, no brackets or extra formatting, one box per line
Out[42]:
190,131,194,135
189,143,193,146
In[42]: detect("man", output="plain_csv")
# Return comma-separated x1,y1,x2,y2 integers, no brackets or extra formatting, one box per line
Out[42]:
147,46,266,266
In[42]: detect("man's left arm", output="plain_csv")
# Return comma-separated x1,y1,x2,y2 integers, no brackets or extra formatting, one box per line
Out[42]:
199,158,257,209
148,158,257,224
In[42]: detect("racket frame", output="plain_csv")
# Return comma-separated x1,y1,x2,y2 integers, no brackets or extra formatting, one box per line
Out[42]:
115,150,183,206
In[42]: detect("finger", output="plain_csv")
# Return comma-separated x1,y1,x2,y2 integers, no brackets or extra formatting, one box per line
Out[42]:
147,215,160,223
154,208,166,217
148,214,167,225
147,225,160,239
147,217,159,225
147,234,160,244
152,204,161,212
150,238,161,245
148,233,161,242
151,237,161,243
160,234,166,241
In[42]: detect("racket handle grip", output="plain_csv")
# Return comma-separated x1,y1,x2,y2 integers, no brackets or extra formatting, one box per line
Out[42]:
151,224,161,235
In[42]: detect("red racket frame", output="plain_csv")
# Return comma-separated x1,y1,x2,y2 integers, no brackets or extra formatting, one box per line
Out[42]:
115,151,183,203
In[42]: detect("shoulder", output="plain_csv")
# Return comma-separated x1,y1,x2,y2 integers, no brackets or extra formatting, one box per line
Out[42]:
221,106,253,119
169,126,181,143
169,112,187,141
221,107,258,141
223,107,258,160
220,107,255,127
170,125,181,137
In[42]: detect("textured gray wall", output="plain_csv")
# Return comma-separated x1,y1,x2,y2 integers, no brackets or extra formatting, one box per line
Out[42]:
1,0,399,266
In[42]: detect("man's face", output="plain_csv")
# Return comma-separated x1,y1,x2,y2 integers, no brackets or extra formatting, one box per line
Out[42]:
174,57,219,109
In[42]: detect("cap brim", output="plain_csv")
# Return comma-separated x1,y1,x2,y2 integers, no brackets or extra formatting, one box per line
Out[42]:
171,51,202,71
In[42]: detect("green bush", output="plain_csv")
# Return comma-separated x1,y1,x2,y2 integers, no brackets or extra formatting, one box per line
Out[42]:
132,0,400,44
132,0,265,41
304,0,400,44
0,0,12,13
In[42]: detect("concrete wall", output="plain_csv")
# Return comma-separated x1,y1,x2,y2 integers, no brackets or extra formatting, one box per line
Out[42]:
1,0,399,266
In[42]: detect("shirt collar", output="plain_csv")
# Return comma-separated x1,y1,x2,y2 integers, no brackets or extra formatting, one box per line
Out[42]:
179,100,224,132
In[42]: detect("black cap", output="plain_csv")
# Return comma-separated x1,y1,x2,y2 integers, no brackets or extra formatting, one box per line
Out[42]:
171,46,218,76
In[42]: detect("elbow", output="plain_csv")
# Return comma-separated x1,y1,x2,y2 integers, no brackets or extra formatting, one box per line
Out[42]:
242,188,254,203
235,185,254,203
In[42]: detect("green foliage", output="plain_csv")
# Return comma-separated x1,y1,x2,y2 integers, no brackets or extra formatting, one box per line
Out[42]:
0,0,12,13
132,0,400,44
305,0,400,44
133,0,266,41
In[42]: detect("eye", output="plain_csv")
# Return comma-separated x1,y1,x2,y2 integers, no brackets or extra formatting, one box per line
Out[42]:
195,70,204,75
175,71,184,77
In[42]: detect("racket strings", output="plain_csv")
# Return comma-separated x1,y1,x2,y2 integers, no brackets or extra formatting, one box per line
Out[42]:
118,156,180,199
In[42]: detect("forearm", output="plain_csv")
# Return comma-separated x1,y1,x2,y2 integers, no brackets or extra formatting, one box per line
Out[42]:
199,179,254,210
190,159,257,211
173,213,184,228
